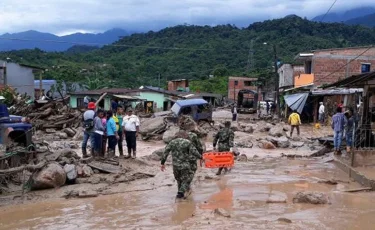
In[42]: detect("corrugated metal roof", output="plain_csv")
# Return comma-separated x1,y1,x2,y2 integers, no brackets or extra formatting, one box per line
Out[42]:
323,71,375,88
176,99,208,106
311,88,363,96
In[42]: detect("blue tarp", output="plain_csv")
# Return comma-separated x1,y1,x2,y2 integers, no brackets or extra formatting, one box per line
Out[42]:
284,93,309,114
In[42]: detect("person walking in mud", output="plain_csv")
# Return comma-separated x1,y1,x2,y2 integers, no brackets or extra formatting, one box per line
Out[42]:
332,107,346,155
213,121,234,175
161,131,202,200
82,102,97,158
122,108,140,159
114,106,125,157
178,115,204,175
106,110,119,158
288,110,301,137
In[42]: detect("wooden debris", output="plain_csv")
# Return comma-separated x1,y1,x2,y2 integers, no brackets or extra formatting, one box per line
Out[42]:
342,187,372,193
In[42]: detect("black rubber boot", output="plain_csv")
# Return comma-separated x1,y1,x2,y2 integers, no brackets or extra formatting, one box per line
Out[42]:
82,148,88,158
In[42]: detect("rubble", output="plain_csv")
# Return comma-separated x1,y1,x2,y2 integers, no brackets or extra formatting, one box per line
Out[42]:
293,191,330,204
213,208,231,218
266,136,290,148
269,125,285,137
64,164,77,183
258,140,276,149
31,163,66,190
139,117,167,140
162,126,180,143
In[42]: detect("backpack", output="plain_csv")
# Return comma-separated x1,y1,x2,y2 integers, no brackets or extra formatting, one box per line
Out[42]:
83,113,96,130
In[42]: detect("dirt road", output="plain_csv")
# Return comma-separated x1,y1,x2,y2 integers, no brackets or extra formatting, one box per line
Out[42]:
1,155,375,230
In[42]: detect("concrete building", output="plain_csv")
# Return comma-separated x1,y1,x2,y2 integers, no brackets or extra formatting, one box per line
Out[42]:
293,46,375,89
167,79,189,92
0,61,42,98
278,64,295,89
228,77,258,101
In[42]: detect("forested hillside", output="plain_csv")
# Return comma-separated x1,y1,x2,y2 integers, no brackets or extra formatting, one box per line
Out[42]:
1,16,375,93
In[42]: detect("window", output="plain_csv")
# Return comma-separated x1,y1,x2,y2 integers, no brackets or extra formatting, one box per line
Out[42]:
305,61,312,74
244,81,254,86
234,80,238,86
361,64,371,73
77,98,84,108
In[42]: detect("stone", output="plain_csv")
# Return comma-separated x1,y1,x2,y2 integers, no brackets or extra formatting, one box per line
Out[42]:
63,128,76,137
213,208,231,218
64,164,77,182
266,194,287,203
283,125,290,132
45,128,56,134
58,132,68,139
150,148,165,161
237,154,248,162
31,163,66,190
230,123,240,132
277,218,292,224
269,125,285,137
258,140,276,149
76,165,83,177
73,127,84,141
235,139,253,148
266,136,290,148
162,126,180,144
257,121,272,132
139,117,166,136
82,165,94,177
243,125,254,134
291,141,305,148
78,190,98,198
293,192,330,205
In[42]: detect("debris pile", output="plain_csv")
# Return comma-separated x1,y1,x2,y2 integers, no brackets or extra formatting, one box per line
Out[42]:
11,100,82,131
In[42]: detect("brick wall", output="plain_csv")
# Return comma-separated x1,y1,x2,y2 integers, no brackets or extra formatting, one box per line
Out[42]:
313,47,375,87
167,80,188,91
228,77,258,100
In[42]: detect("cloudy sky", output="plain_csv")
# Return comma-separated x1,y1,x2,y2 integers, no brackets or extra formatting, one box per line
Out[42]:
0,0,374,35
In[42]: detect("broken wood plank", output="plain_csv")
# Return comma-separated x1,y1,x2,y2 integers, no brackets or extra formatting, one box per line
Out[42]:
0,161,46,175
342,187,372,193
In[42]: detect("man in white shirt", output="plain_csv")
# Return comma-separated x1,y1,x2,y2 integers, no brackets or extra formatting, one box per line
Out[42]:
319,102,325,124
122,108,140,159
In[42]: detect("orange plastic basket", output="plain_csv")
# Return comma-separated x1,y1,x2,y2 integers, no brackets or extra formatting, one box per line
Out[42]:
203,152,234,168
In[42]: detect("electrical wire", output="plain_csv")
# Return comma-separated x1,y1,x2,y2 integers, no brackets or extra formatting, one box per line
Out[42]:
319,0,339,22
0,37,242,52
322,45,374,80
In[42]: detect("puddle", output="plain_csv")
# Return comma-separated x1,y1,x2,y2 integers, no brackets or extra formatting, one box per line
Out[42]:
1,158,375,230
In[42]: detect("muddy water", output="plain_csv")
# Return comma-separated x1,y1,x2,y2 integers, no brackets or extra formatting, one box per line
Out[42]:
1,158,375,230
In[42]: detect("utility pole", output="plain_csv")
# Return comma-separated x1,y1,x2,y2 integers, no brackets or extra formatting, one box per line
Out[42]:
273,44,280,118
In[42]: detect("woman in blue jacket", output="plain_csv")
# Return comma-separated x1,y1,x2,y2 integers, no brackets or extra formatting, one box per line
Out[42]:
106,111,119,158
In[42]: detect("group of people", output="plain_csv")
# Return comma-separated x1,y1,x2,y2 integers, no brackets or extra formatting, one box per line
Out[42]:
161,117,235,200
81,102,140,159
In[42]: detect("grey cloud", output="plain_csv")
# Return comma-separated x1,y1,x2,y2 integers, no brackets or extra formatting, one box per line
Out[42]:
0,0,375,35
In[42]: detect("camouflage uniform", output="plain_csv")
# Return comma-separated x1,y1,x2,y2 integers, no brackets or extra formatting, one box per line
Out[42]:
188,132,203,172
161,138,202,195
213,127,234,175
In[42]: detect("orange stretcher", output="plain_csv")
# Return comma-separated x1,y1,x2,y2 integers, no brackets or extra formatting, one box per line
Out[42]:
203,152,234,168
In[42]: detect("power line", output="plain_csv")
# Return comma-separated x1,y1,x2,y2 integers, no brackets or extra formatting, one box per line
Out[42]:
319,0,338,22
0,37,242,52
323,45,374,79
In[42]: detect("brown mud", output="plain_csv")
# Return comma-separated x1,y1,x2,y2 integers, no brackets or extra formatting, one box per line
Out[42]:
1,157,375,230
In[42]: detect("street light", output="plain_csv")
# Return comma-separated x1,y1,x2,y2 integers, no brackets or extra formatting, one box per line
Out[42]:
263,42,280,118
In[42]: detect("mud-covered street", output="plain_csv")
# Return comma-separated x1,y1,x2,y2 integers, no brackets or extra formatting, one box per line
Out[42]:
1,156,375,229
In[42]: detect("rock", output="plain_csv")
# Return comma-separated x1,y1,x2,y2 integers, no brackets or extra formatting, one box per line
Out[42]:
283,125,290,132
58,132,68,139
266,136,290,148
82,165,94,177
237,154,248,162
64,164,77,183
243,125,254,134
76,165,83,177
277,218,292,224
73,127,84,140
230,123,240,132
78,190,98,198
213,208,231,218
150,148,165,161
291,136,302,142
258,140,276,149
31,163,66,190
269,125,285,137
139,117,166,136
45,128,56,134
266,195,287,203
162,126,180,144
235,139,253,148
293,192,330,205
63,128,76,137
291,141,305,148
257,121,272,132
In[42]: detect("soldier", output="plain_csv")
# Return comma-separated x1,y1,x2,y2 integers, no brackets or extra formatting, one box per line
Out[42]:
161,131,202,199
178,115,204,173
213,121,234,175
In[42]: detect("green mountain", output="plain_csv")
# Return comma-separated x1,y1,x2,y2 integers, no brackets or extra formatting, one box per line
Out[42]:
1,16,375,93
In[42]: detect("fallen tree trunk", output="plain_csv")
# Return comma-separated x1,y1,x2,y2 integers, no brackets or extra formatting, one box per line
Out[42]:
0,161,46,175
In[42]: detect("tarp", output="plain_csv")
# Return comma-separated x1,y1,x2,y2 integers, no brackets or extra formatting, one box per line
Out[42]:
284,93,309,114
311,88,363,96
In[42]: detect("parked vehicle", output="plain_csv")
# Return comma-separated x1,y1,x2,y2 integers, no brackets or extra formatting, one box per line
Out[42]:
237,89,258,114
171,99,212,122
